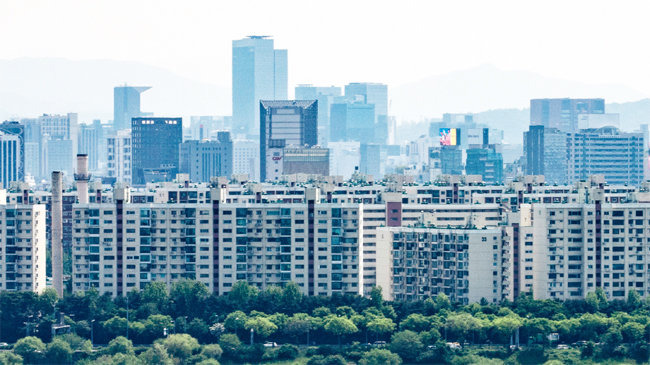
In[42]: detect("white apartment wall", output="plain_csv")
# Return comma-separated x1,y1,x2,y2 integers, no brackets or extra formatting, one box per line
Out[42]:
467,230,502,303
375,229,393,300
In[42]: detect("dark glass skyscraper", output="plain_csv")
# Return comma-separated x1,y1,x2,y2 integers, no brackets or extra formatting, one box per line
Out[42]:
260,100,317,181
113,86,151,131
232,36,287,136
523,125,568,184
131,117,182,185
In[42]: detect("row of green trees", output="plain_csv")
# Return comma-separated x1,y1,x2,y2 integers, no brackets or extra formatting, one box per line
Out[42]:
1,281,650,363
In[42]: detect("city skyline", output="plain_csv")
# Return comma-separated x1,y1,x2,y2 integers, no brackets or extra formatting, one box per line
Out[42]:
2,1,650,122
3,3,650,363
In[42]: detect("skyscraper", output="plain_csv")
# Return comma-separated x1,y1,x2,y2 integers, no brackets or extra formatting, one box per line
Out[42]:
0,121,24,187
295,85,341,145
530,98,605,133
47,139,74,176
344,83,388,144
22,118,42,179
260,100,318,181
330,101,375,143
38,113,78,177
360,143,384,179
466,146,504,184
524,125,568,184
179,131,233,182
78,120,104,172
232,36,288,136
131,117,182,185
113,86,151,131
106,129,132,184
233,138,259,180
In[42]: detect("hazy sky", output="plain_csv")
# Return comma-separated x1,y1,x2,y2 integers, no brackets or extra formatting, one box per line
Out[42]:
2,0,650,96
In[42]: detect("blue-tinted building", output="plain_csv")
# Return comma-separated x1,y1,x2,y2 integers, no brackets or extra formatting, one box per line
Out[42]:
344,83,388,144
0,121,24,188
524,125,568,184
295,85,341,144
232,36,287,137
113,86,151,131
360,143,384,179
466,145,504,184
530,98,605,133
78,120,105,172
567,127,644,186
46,138,74,176
131,117,183,185
330,102,375,143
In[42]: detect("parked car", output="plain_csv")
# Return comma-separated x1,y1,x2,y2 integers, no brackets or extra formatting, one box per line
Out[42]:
263,342,278,348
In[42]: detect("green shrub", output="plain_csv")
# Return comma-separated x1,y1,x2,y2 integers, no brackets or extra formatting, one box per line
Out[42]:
276,343,300,360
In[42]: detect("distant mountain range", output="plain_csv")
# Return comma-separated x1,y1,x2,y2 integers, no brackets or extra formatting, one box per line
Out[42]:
1,58,648,145
396,99,650,145
0,57,229,122
390,64,646,119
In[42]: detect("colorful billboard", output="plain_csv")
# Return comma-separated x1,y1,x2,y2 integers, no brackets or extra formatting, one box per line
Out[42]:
440,128,460,146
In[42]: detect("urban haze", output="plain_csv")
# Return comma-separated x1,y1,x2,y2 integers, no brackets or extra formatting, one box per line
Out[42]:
0,1,650,365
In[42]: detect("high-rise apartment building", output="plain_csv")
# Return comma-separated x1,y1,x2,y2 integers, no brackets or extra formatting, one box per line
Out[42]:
377,227,509,304
106,129,132,184
0,203,47,293
72,187,362,297
567,127,644,186
131,117,182,185
232,36,287,136
295,85,341,145
9,170,649,301
179,132,233,182
531,98,605,133
260,100,318,181
113,86,151,131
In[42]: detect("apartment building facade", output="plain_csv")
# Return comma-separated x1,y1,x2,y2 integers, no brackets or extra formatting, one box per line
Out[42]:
0,203,47,293
72,187,363,297
376,227,511,304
